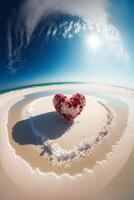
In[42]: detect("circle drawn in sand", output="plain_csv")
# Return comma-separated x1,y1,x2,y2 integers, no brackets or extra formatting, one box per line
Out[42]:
25,96,114,167
0,83,134,198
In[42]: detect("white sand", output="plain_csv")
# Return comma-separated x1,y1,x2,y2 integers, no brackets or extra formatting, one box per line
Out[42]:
11,95,113,170
0,83,134,200
26,95,108,148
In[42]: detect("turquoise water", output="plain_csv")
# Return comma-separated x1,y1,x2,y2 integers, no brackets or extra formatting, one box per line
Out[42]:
0,82,134,95
0,82,84,94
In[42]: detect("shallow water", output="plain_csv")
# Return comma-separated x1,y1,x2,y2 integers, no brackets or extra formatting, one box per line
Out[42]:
7,88,128,175
0,83,134,200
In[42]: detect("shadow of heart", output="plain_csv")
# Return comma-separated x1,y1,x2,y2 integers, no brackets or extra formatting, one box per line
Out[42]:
12,111,73,145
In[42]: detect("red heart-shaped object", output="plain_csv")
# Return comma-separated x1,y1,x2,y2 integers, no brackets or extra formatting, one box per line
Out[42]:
53,93,86,122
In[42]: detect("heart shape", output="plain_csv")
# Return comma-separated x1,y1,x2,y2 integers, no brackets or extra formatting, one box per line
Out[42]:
53,93,86,122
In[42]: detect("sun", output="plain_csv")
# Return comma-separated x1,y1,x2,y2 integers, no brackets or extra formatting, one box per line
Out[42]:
86,34,101,50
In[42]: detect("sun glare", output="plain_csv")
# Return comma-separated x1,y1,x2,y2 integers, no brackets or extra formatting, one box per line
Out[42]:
86,34,101,50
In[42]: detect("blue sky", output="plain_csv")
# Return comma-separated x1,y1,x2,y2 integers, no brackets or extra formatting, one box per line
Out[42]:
0,0,133,91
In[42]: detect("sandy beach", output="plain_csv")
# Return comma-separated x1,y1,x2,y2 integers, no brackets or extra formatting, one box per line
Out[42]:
0,83,134,200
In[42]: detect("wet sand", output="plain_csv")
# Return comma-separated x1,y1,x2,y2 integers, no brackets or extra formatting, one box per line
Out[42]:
0,83,134,200
7,94,127,175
